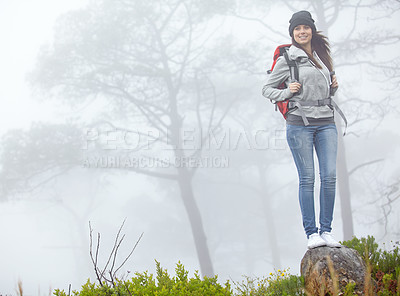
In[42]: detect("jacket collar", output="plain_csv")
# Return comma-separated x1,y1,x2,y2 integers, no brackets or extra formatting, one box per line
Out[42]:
289,45,309,62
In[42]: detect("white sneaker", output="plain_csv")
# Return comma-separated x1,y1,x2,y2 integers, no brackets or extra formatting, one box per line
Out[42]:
320,232,341,248
307,233,327,249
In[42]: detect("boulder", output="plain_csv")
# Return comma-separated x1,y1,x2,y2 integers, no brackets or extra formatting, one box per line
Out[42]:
301,246,368,295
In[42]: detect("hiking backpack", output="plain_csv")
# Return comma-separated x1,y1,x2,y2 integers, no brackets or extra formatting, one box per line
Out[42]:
267,44,297,119
267,44,348,133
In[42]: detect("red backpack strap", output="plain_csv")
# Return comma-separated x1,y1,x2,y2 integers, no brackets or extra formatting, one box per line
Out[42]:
269,44,292,73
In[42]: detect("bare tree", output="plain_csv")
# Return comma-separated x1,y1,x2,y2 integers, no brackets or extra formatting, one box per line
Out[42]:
377,179,400,238
0,122,82,199
27,0,242,277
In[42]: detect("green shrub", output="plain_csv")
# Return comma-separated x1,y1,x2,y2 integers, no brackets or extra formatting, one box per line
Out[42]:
341,235,381,271
342,236,400,276
379,241,400,278
234,269,305,296
54,261,232,296
343,281,356,296
54,265,306,296
264,269,305,296
342,236,400,295
375,272,398,296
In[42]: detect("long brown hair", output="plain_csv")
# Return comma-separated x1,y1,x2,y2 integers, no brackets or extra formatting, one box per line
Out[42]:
292,31,333,71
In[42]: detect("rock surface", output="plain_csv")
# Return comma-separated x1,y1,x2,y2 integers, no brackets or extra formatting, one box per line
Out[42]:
301,246,367,295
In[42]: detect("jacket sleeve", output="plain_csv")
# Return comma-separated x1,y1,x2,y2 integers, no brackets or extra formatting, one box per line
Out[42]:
262,56,294,102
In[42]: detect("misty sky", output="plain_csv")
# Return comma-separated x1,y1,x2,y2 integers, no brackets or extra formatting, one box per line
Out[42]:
1,1,89,293
0,0,88,133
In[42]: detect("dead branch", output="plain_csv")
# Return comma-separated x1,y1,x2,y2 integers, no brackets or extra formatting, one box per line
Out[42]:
114,232,144,278
348,158,384,176
88,220,144,287
89,221,103,286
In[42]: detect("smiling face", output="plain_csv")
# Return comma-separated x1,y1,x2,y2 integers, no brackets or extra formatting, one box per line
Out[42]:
293,24,313,47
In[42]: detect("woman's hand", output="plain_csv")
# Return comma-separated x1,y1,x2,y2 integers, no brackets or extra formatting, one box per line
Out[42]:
288,81,301,93
331,75,339,88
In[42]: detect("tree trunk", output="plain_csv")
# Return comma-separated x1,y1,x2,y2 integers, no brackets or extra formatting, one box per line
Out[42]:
258,165,281,268
336,120,354,240
313,4,355,241
176,167,215,277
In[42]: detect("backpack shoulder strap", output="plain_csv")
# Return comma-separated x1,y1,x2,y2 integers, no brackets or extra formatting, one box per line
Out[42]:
283,51,299,81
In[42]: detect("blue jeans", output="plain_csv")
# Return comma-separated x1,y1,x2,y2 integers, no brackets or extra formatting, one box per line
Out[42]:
286,124,338,238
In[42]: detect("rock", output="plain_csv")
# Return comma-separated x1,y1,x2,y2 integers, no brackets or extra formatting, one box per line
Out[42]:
301,246,368,295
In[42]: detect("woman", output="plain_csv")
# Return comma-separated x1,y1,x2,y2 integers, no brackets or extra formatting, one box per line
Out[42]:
262,10,341,249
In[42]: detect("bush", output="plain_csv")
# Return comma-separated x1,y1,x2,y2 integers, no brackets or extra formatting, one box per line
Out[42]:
341,235,381,272
54,264,307,296
234,269,305,296
342,236,400,276
53,261,232,296
342,236,400,295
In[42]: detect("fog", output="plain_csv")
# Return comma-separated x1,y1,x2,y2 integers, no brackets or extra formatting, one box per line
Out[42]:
1,0,400,294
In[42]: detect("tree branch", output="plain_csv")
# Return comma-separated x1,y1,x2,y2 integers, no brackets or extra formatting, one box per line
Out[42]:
348,158,384,176
88,220,144,287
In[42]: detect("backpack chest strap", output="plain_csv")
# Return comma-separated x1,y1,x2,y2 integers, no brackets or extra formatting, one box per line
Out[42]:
288,98,332,108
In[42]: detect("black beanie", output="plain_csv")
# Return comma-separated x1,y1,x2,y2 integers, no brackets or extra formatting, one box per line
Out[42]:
289,10,316,37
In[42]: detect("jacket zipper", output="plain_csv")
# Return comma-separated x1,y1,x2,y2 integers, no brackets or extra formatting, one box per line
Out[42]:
310,53,331,98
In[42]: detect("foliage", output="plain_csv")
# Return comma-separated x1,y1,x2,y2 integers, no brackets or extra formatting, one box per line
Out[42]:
264,269,305,296
341,235,381,271
343,281,356,296
342,236,400,277
342,236,400,295
53,264,308,296
234,269,305,296
375,271,399,296
53,261,233,296
0,122,82,197
378,241,400,279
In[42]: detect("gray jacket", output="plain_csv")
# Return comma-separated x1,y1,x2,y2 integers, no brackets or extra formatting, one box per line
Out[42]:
262,45,337,119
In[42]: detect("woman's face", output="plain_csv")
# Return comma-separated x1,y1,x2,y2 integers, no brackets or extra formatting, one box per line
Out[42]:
293,24,312,47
